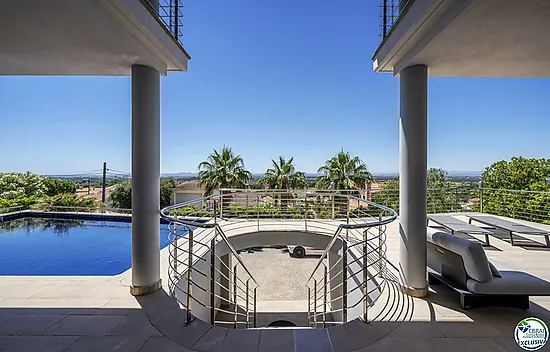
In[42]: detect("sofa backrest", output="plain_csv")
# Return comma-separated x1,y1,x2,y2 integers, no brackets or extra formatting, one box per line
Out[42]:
427,228,493,283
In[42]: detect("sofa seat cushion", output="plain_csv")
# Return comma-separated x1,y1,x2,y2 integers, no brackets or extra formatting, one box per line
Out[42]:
467,270,550,295
427,228,493,283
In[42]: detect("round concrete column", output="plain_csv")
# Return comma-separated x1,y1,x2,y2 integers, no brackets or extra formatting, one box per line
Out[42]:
399,64,428,297
130,64,161,296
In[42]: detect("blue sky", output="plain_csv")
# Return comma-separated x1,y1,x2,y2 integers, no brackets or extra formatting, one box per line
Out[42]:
1,0,549,175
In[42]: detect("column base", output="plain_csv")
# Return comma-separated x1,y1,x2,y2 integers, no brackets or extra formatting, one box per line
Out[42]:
130,279,162,296
400,284,429,298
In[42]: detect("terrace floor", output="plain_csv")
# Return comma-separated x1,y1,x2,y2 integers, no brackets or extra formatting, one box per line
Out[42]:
1,213,550,351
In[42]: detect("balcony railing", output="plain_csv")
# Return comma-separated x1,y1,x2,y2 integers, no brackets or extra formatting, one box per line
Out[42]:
380,0,414,38
367,186,550,225
141,0,184,48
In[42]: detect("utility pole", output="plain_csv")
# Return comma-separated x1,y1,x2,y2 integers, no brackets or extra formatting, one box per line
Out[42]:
87,179,91,195
102,162,107,203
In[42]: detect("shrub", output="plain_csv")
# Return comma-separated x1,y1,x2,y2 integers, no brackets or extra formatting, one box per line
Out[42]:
43,178,77,196
0,172,46,199
35,193,100,210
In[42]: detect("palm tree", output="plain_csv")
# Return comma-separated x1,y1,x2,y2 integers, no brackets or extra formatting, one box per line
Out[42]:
198,147,252,195
257,156,308,189
316,150,373,191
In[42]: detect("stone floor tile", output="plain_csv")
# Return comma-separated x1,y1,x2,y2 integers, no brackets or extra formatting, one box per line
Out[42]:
191,325,228,352
0,314,66,335
294,328,331,352
328,320,386,352
428,337,508,352
223,328,261,352
360,337,434,352
0,335,78,352
28,286,92,300
139,336,193,352
43,315,127,336
108,316,162,337
154,312,211,347
64,336,148,352
388,321,444,338
258,328,295,352
434,321,507,338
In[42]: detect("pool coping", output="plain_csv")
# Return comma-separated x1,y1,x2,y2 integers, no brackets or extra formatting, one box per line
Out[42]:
0,209,169,224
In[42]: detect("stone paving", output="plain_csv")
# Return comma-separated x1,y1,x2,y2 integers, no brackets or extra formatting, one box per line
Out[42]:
1,214,550,351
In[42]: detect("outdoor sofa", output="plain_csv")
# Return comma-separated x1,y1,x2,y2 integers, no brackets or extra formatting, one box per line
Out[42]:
427,228,550,309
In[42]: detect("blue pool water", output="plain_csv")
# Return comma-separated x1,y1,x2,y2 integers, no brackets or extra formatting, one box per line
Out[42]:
0,218,171,276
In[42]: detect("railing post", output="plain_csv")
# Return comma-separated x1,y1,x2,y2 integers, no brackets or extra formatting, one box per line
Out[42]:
331,194,335,219
210,238,216,325
246,279,250,328
253,287,257,328
342,240,348,323
323,264,327,328
213,199,217,223
313,279,317,328
378,214,383,278
307,286,311,327
362,229,368,323
346,198,350,241
186,229,194,324
173,223,178,278
174,0,179,41
304,195,308,232
382,0,388,38
233,264,238,329
479,181,484,213
257,205,260,232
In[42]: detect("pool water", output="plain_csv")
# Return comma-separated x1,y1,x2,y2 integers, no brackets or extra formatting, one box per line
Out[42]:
0,218,171,276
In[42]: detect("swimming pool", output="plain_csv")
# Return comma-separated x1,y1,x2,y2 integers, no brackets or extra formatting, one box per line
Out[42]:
0,217,171,276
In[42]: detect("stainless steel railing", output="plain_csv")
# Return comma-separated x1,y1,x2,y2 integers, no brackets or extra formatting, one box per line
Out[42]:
306,210,396,327
380,0,415,38
161,189,397,328
162,196,258,328
140,0,186,49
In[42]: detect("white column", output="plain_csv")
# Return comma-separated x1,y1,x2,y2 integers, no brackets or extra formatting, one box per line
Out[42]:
399,64,428,297
130,64,161,295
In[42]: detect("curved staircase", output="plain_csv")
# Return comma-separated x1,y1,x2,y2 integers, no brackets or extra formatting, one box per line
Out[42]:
147,190,413,351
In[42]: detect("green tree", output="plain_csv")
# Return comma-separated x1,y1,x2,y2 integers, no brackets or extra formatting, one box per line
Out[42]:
109,178,178,209
198,147,252,195
43,178,77,196
478,157,550,223
257,156,307,189
482,157,550,191
160,177,177,208
370,168,462,214
109,180,132,209
427,168,448,188
316,151,373,192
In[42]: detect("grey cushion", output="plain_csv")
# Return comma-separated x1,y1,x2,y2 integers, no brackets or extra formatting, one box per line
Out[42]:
467,271,550,295
427,228,492,283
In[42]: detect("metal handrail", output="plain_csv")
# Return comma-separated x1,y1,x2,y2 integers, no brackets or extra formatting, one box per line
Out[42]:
306,214,393,327
166,224,258,328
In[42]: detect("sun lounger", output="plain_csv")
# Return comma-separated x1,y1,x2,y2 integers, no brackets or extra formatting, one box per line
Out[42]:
428,214,493,246
468,215,550,247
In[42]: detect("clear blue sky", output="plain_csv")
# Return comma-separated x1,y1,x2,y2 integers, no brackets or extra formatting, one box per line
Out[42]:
1,0,549,175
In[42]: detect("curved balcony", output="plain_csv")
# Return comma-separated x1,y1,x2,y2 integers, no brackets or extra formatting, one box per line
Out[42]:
160,189,398,328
